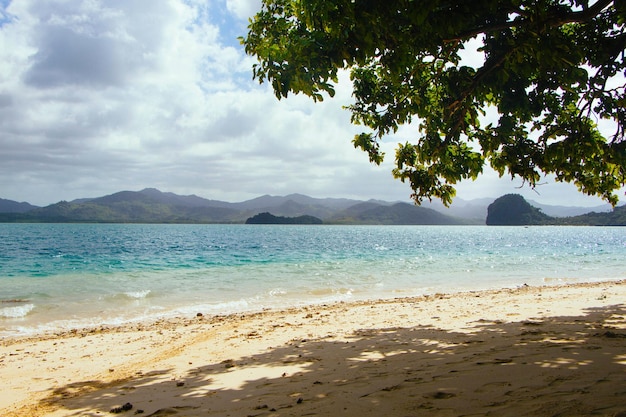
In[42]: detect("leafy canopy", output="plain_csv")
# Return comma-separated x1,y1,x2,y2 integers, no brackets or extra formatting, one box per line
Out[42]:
241,0,626,206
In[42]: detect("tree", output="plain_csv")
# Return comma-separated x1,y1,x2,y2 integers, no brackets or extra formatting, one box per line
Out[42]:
241,0,626,206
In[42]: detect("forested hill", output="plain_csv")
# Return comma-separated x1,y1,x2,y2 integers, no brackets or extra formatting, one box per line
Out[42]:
245,212,323,224
486,194,552,225
0,188,465,225
327,202,465,225
0,189,622,225
487,194,626,226
559,205,626,226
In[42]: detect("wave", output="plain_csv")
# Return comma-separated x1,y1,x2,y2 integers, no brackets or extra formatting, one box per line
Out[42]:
308,287,353,297
123,290,152,299
268,288,287,297
0,303,35,319
171,299,251,316
104,290,152,302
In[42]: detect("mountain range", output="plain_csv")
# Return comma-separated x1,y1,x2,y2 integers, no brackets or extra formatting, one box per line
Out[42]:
0,188,620,225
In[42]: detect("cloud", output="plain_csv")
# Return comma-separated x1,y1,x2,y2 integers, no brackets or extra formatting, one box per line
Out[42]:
226,0,262,21
0,0,621,208
19,0,173,88
0,0,385,205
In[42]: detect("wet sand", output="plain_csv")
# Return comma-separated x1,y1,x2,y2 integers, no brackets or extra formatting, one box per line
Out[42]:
1,280,625,416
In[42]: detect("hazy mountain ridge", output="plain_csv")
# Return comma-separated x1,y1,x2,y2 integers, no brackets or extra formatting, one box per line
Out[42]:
0,188,622,224
328,202,466,225
0,188,461,224
0,198,39,213
527,199,613,217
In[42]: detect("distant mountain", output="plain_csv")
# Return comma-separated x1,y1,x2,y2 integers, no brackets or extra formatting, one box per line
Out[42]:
421,197,493,222
330,202,465,225
93,188,235,209
237,193,358,210
0,198,39,213
0,188,623,225
235,193,361,219
527,200,613,217
0,188,466,224
487,194,626,226
243,199,345,220
0,189,242,223
559,205,626,226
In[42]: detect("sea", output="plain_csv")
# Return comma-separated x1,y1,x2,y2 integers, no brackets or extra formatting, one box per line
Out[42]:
1,224,624,337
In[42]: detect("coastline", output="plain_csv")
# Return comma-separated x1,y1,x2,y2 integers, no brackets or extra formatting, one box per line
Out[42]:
1,280,625,416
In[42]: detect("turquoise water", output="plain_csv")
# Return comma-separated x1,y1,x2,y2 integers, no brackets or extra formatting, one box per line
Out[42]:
1,224,624,336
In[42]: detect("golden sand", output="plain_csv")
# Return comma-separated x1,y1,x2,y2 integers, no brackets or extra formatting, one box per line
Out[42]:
1,280,625,416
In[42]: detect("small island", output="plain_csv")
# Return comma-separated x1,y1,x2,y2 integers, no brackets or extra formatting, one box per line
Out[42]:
245,212,323,225
486,194,626,226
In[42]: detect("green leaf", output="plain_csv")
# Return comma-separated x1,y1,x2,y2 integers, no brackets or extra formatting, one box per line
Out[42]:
242,0,626,206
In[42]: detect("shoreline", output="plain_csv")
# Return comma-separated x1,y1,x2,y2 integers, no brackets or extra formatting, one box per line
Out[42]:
3,276,622,340
1,280,625,416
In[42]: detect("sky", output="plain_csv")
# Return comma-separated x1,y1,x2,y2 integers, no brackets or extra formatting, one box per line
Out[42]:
0,0,622,208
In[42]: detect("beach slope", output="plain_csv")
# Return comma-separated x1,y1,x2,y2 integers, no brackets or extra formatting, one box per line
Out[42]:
1,281,625,416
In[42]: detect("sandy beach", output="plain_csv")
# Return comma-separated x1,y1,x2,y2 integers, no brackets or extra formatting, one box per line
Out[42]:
1,280,625,417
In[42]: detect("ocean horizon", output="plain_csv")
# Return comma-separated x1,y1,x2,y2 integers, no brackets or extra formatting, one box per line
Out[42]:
1,223,624,337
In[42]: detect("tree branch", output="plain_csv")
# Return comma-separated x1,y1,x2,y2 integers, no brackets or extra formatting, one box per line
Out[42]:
445,0,614,42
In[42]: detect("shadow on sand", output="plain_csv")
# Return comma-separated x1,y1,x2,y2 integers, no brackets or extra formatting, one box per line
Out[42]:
37,304,626,416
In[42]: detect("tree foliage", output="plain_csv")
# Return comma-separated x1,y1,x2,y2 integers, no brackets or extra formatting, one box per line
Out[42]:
241,0,626,206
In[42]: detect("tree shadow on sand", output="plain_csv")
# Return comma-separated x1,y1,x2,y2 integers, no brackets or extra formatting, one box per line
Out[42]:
37,304,626,417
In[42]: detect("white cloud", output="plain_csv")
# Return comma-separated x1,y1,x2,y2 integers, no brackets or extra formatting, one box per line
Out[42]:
226,0,261,21
0,0,621,208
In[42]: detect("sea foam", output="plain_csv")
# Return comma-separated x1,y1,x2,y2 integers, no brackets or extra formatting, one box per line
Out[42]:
124,290,152,299
0,303,35,318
